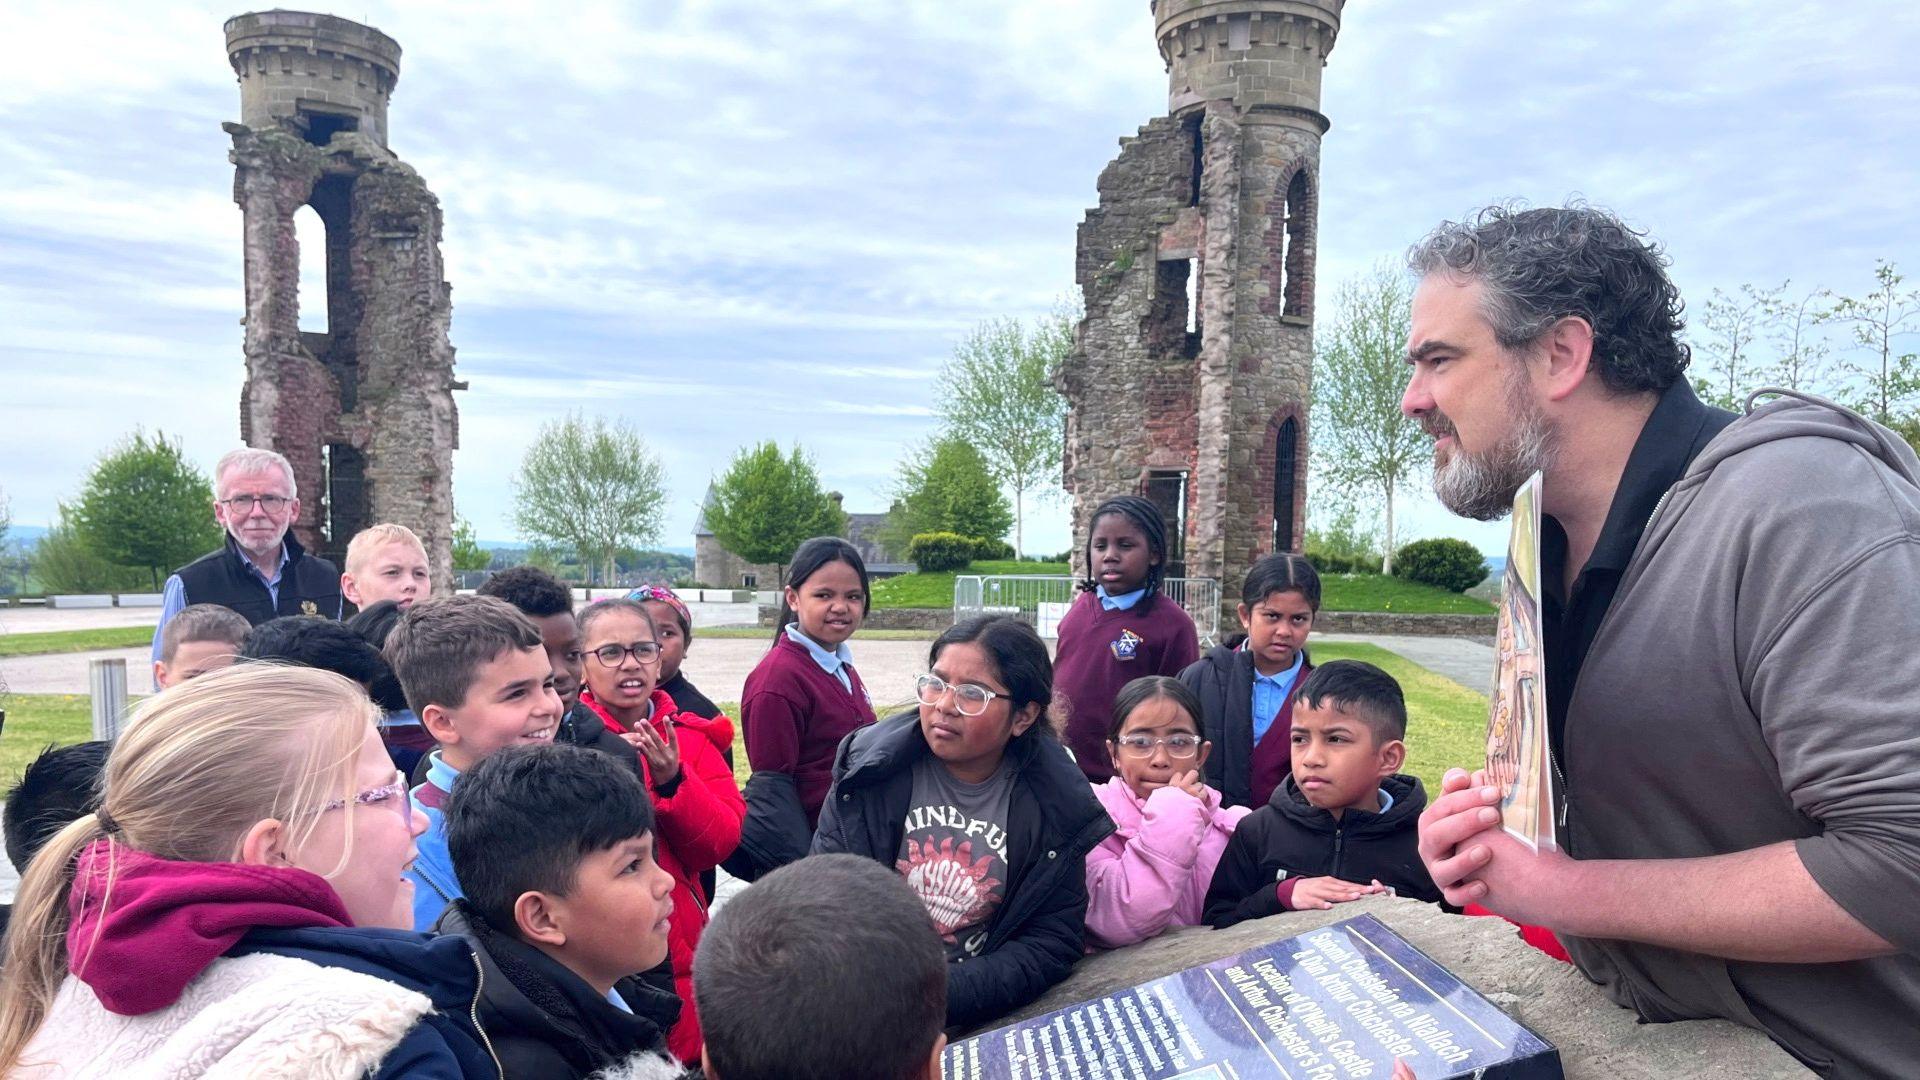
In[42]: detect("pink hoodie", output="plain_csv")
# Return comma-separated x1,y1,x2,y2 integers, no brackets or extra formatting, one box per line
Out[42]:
1084,777,1252,949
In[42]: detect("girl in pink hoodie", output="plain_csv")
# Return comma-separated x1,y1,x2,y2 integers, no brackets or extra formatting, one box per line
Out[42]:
1084,676,1252,948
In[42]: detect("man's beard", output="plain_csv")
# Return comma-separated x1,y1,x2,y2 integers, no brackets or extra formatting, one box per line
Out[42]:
1427,374,1557,521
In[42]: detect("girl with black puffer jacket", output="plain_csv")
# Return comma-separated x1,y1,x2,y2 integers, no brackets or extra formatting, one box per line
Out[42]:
813,616,1114,1031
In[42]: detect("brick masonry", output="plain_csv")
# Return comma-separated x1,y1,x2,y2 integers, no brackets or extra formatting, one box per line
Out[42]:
1314,611,1497,639
1058,1,1344,625
225,11,459,588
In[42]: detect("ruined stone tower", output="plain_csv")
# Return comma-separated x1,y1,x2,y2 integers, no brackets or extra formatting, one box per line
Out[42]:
224,11,460,589
1058,0,1341,605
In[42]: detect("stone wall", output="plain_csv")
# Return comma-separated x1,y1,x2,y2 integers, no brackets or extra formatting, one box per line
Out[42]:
1059,2,1338,627
225,13,459,589
697,533,779,590
1316,611,1497,638
984,896,1812,1078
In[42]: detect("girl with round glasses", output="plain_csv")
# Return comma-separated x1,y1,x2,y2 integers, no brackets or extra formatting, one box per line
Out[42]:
576,598,742,1062
1082,676,1251,949
813,616,1112,1031
0,664,498,1078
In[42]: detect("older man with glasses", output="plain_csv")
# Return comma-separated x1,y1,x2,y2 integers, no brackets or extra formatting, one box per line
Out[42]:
151,448,344,675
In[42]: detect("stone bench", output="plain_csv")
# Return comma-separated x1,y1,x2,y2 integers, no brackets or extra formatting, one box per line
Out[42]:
116,593,165,608
982,896,1810,1079
48,594,114,609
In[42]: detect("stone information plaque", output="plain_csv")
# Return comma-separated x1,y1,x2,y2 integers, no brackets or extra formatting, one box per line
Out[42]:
946,915,1561,1079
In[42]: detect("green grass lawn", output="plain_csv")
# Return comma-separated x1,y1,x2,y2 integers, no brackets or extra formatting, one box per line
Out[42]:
0,625,155,658
871,560,1070,609
1320,574,1495,615
0,694,98,786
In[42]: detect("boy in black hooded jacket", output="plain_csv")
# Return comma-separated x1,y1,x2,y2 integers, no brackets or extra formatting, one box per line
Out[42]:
1205,661,1442,928
440,742,684,1078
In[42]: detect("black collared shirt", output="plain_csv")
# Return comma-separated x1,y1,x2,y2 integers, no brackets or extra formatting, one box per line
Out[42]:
1540,379,1737,758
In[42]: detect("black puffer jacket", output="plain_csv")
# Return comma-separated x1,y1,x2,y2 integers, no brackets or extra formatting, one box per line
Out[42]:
1178,644,1312,809
811,711,1115,1031
1202,772,1440,929
436,901,682,1079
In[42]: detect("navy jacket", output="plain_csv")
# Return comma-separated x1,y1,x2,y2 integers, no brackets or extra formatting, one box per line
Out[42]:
1203,773,1441,929
812,712,1115,1031
234,925,500,1079
175,532,342,626
436,902,679,1078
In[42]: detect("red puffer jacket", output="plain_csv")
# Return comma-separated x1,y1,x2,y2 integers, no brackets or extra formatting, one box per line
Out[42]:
580,686,743,1063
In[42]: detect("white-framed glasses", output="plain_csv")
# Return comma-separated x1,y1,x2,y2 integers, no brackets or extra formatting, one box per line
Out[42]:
915,674,1003,717
1114,734,1203,760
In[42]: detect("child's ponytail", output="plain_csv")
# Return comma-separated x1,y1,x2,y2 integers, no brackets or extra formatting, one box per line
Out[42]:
0,813,106,1072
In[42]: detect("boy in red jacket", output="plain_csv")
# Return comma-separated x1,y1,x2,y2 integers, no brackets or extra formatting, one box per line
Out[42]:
577,598,743,1063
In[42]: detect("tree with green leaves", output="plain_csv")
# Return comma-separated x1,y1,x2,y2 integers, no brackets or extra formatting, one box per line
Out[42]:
1311,266,1425,575
511,413,668,585
32,508,152,593
884,436,1014,552
703,441,845,581
1827,260,1920,424
1690,283,1780,411
934,307,1073,556
68,430,223,589
450,514,491,572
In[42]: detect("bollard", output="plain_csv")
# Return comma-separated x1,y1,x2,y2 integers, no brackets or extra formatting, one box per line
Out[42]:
89,657,129,741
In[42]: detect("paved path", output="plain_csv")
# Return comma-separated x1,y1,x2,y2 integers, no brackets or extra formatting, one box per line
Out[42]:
1318,632,1494,696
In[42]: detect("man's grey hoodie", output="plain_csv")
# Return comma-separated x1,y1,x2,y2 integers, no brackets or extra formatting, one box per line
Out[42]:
1559,390,1920,1079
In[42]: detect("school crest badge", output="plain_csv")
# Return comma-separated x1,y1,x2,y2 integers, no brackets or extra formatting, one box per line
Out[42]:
1109,628,1143,660
300,600,318,616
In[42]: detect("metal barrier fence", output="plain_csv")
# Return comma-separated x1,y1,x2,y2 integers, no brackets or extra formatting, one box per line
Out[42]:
953,575,1221,646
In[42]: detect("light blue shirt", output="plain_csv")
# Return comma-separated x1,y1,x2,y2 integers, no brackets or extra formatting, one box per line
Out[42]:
150,541,292,669
1249,649,1306,746
1096,585,1147,611
406,750,465,930
605,986,632,1013
1376,787,1396,815
784,622,853,692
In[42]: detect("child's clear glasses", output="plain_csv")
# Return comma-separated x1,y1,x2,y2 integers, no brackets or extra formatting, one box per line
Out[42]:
312,771,412,822
915,674,1000,716
1114,734,1203,759
591,642,663,666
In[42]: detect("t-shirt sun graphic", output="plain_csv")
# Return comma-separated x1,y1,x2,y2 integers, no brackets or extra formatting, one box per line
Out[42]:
896,755,1014,960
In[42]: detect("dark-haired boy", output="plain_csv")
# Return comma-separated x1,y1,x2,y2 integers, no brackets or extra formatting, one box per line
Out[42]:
152,603,249,689
1,741,111,937
476,566,599,742
386,594,564,930
1204,660,1441,928
695,854,946,1080
439,742,683,1079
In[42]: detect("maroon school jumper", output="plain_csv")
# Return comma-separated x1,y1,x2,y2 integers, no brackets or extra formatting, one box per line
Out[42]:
740,633,877,829
1249,664,1308,808
1053,590,1200,782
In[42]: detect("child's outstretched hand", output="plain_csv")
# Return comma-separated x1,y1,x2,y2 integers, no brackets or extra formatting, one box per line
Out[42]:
621,716,682,788
1167,769,1209,802
1289,876,1390,910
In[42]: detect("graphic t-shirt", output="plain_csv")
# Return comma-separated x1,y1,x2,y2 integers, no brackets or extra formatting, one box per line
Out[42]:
896,755,1015,961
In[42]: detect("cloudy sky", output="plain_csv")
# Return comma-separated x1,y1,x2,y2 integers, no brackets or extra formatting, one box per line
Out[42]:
3,1,1916,559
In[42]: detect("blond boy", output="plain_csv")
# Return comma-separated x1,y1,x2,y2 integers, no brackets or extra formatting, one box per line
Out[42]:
342,523,432,612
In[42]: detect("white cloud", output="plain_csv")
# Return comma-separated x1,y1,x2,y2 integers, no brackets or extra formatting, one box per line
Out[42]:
3,0,1917,561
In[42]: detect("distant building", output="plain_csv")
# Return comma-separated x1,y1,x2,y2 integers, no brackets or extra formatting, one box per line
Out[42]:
693,488,908,589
